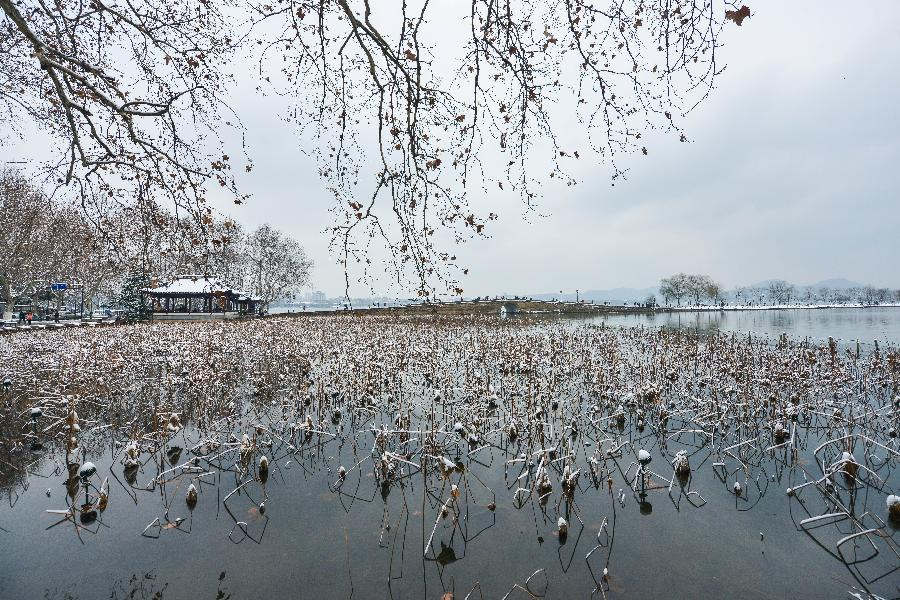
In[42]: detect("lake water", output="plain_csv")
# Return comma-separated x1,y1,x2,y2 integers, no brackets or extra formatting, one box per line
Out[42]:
592,307,900,346
4,425,894,600
0,315,897,600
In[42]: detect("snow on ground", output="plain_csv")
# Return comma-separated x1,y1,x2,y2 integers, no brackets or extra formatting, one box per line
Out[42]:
667,302,900,312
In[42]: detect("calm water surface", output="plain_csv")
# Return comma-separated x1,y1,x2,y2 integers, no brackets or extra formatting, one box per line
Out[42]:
594,307,900,346
0,315,897,600
3,422,895,600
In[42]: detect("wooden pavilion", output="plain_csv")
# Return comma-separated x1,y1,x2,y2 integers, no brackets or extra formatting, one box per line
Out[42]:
141,275,261,321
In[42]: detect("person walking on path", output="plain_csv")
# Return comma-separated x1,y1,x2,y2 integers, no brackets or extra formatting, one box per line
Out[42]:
25,311,32,325
54,311,59,323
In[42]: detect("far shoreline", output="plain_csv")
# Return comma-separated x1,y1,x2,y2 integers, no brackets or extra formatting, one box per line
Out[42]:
662,302,900,313
272,299,900,318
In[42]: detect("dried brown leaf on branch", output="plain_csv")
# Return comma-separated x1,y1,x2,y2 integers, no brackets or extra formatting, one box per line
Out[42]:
726,5,752,26
1,0,749,299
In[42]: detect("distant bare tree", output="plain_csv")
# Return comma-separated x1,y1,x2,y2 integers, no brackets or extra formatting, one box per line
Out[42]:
1,172,135,317
43,204,115,314
862,285,877,305
98,205,246,290
0,0,244,224
833,288,851,305
704,278,722,304
685,274,703,304
0,170,55,318
244,224,313,307
659,274,687,306
749,286,767,304
206,220,247,290
2,0,752,296
801,287,813,305
680,273,720,304
766,280,794,305
661,272,722,305
2,173,317,313
861,286,890,305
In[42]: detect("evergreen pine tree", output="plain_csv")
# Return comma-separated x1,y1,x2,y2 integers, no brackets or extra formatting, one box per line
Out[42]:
118,272,151,320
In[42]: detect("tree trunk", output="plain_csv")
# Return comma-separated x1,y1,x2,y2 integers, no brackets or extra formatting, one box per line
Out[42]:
2,280,13,320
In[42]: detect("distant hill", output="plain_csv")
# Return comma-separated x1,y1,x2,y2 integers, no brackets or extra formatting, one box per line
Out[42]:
528,277,883,306
807,278,862,289
744,279,782,290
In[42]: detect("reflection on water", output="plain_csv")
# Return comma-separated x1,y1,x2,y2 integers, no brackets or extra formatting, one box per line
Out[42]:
0,316,897,600
593,307,900,346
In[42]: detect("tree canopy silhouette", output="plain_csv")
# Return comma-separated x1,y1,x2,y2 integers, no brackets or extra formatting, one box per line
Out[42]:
1,0,750,295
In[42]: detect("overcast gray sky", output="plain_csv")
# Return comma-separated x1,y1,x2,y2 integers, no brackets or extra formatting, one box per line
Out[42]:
218,1,899,297
5,1,899,297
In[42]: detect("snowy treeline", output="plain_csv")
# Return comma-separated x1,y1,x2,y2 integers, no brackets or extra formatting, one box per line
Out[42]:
658,273,723,306
658,273,899,307
1,171,312,317
0,170,121,318
730,281,899,307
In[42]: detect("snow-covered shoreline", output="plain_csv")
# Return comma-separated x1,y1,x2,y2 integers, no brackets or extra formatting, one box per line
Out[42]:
664,302,900,312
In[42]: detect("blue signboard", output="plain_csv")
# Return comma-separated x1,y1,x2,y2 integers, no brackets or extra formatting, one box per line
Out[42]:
50,282,67,292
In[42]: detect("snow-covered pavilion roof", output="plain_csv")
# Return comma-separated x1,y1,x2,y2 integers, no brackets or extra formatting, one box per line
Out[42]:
143,275,230,296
